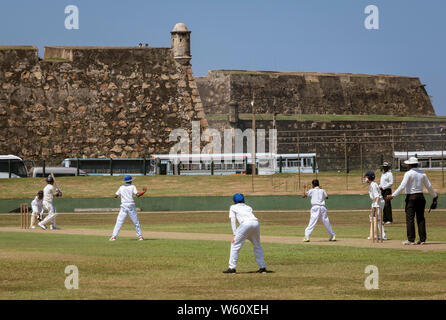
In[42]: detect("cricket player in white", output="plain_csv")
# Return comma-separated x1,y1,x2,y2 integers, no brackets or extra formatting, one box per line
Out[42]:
364,171,387,240
109,175,147,241
302,180,336,242
223,193,267,274
29,190,44,229
38,176,62,230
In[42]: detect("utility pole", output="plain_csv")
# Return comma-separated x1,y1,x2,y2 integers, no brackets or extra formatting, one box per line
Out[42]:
251,95,256,191
441,127,444,188
344,133,348,191
272,97,278,175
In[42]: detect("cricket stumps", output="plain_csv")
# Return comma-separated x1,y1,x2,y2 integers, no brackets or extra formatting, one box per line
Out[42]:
370,207,384,243
20,203,30,229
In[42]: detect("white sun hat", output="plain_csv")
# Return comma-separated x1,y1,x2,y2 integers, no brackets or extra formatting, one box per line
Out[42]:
404,157,419,165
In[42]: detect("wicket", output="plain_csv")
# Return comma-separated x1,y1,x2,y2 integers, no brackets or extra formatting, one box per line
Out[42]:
370,207,384,243
20,203,30,229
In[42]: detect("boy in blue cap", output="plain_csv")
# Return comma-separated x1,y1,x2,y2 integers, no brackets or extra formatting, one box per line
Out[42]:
223,193,267,274
364,171,387,241
109,175,147,241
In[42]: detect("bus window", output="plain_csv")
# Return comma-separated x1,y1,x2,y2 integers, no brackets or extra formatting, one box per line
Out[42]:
0,158,28,178
287,159,298,168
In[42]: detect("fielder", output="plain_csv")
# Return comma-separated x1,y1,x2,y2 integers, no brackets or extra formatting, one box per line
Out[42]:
223,193,267,274
38,175,62,230
364,171,387,240
29,190,44,229
302,180,336,242
109,175,147,241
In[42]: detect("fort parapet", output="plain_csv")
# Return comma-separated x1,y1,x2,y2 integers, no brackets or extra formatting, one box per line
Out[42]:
197,70,435,116
0,23,207,160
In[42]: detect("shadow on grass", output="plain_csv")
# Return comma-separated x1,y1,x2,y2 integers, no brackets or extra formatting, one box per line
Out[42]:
234,270,275,274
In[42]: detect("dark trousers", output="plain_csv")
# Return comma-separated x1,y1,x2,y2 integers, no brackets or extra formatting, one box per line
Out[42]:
405,193,427,242
381,188,393,222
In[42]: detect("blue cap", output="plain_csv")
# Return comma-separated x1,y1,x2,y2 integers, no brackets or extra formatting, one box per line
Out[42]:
233,193,245,204
123,175,134,183
364,171,375,180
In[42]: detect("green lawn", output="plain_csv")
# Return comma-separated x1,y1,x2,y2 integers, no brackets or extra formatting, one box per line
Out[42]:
0,210,445,299
2,171,446,198
2,210,446,241
0,232,445,300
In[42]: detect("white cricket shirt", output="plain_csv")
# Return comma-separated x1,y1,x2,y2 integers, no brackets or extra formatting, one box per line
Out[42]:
229,203,258,234
306,187,327,206
116,183,138,205
43,184,56,203
379,171,394,190
31,196,42,207
392,168,437,198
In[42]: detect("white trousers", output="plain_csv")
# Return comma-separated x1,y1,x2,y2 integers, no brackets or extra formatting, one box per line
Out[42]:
229,220,266,269
112,203,142,237
30,204,44,227
304,205,335,238
40,201,57,227
32,204,43,214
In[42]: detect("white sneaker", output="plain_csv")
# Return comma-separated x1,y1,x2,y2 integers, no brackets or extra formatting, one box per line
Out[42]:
38,222,46,230
138,236,144,241
303,237,310,242
109,236,116,241
329,235,336,241
50,225,61,230
30,226,36,229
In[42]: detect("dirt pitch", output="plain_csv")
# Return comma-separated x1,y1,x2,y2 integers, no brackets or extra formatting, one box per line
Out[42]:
1,227,445,252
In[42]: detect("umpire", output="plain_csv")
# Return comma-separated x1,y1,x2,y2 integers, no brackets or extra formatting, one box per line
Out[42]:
386,157,438,245
379,162,394,224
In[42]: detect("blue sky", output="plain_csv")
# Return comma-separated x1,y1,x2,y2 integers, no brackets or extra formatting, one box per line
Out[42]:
1,0,445,114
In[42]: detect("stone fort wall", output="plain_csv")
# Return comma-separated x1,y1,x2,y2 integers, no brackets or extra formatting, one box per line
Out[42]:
197,70,435,116
207,118,446,170
0,24,443,169
0,45,206,161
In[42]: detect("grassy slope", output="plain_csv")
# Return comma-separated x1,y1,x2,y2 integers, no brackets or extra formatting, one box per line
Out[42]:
1,211,445,299
1,171,446,198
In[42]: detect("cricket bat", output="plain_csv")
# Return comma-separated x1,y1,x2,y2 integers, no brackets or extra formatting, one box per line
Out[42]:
50,172,61,192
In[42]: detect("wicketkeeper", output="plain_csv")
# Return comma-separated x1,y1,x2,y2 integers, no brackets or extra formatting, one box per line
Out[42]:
29,190,44,229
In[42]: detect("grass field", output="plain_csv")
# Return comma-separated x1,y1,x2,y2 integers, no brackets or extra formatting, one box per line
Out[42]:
1,170,446,199
1,210,445,299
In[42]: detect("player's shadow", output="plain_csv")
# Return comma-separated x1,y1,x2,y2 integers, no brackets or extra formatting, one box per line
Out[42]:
240,270,275,274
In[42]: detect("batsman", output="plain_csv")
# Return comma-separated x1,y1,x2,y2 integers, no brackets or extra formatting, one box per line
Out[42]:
364,171,387,241
38,174,62,230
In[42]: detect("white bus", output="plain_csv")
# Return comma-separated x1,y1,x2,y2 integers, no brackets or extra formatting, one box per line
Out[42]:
0,155,29,178
394,151,446,171
151,153,317,175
